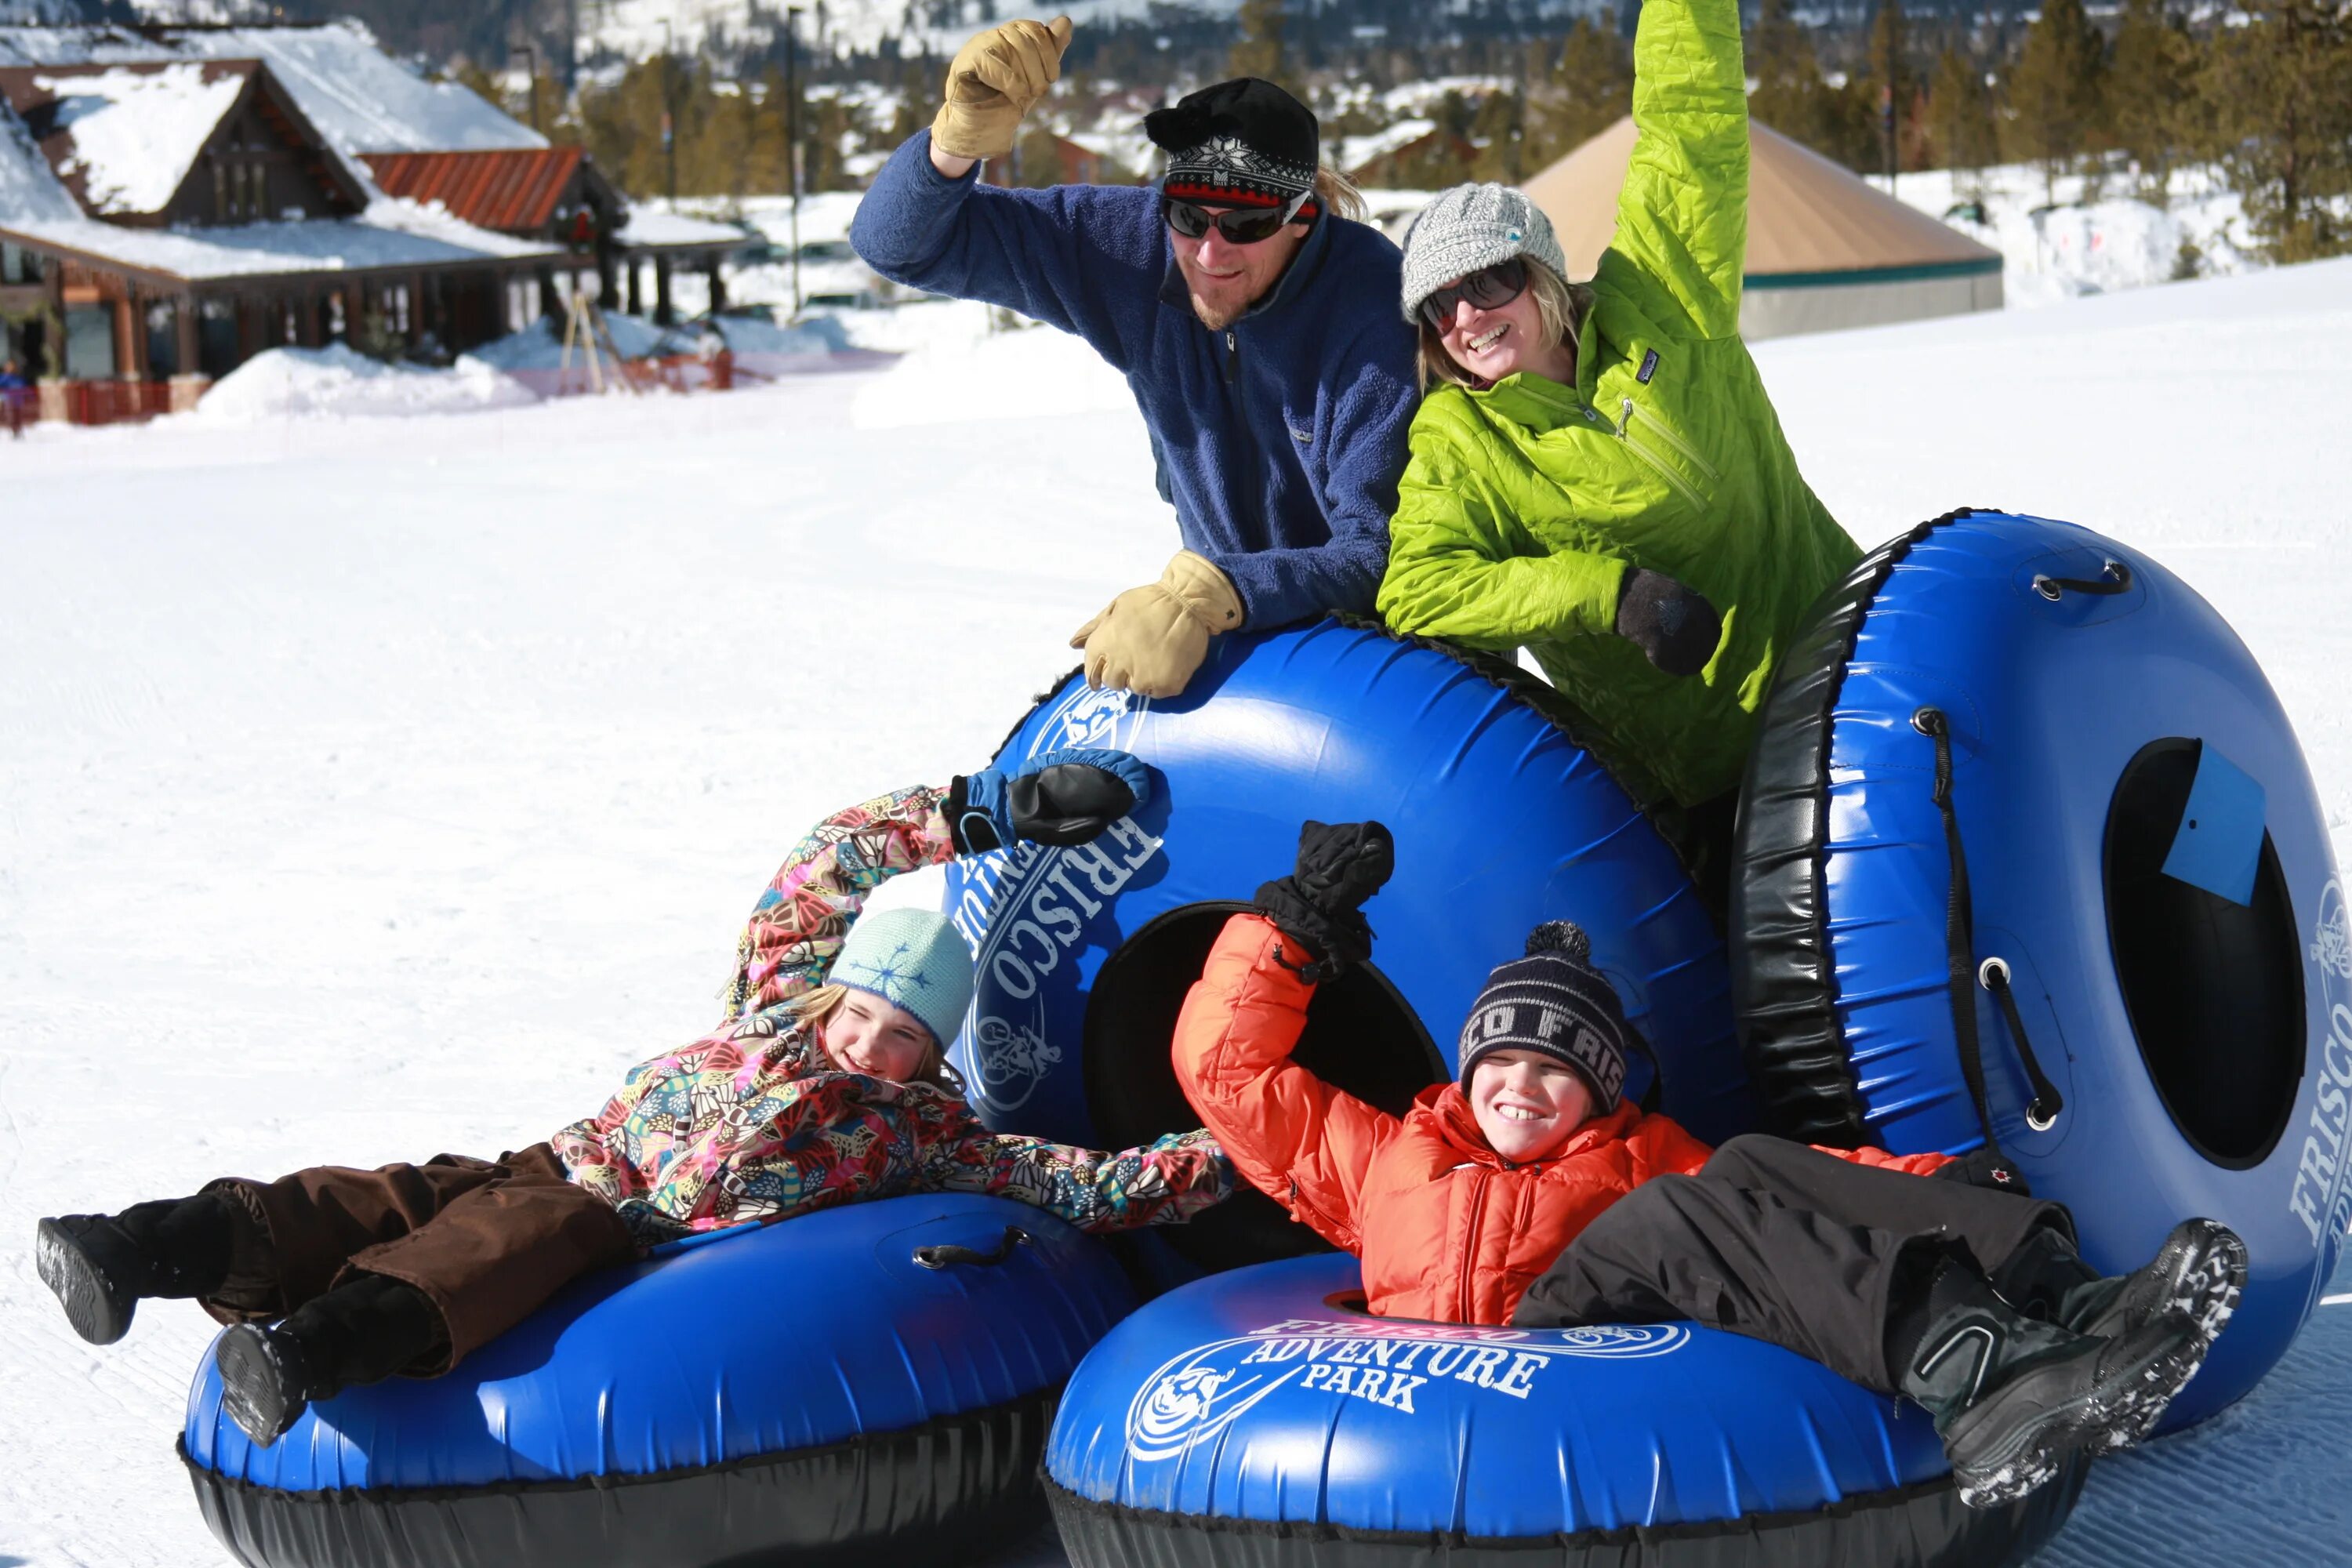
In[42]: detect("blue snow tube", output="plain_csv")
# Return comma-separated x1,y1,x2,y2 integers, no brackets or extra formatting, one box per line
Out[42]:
1735,507,2348,1428
179,1194,1135,1568
1043,1253,2085,1566
944,617,1748,1279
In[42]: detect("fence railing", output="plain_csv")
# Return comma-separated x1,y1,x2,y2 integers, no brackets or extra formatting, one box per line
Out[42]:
1,379,180,433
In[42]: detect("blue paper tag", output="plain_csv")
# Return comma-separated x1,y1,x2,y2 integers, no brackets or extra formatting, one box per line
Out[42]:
1637,349,1660,384
2161,743,2267,906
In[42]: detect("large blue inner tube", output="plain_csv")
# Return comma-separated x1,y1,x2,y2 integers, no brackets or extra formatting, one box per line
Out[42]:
1733,508,2347,1426
1043,1253,2084,1566
945,617,1748,1278
179,1194,1134,1568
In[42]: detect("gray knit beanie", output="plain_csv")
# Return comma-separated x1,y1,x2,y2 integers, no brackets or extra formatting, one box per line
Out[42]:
1399,183,1570,324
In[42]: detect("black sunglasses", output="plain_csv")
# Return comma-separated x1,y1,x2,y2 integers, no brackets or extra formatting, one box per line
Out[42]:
1162,190,1313,245
1417,257,1530,329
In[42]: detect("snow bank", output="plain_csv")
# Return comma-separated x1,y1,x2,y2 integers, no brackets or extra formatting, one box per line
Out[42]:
467,311,688,372
710,313,849,354
851,311,1131,430
194,343,536,423
1892,162,2252,305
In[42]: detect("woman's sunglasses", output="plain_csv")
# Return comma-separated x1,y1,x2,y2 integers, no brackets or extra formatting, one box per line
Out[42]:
1162,190,1313,245
1417,257,1530,329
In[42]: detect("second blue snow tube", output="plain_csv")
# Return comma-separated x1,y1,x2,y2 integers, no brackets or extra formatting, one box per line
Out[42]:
178,1194,1135,1568
1734,507,2347,1428
1043,1253,2085,1566
944,617,1748,1278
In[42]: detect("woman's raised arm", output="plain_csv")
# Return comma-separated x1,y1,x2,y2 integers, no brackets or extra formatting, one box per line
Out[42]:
1602,0,1750,340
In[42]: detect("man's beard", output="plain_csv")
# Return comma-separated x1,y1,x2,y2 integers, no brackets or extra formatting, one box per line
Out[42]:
1189,292,1242,332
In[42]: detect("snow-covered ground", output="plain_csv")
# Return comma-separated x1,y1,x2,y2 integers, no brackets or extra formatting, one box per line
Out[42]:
5,253,2351,1567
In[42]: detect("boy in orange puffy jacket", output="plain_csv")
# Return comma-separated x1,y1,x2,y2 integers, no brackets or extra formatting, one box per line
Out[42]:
1172,821,2248,1508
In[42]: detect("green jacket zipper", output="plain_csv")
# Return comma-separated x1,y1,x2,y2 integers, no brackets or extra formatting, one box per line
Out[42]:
1623,397,1721,484
1614,397,1709,510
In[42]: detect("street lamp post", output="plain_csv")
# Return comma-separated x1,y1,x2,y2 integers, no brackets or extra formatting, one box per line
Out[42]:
786,5,803,316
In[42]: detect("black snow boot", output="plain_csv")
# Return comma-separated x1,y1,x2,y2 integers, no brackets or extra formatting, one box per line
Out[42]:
35,1193,240,1345
216,1273,445,1446
1893,1257,2206,1508
1994,1218,2246,1350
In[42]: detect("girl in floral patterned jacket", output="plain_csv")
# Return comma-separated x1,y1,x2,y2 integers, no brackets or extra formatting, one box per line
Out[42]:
36,750,1234,1448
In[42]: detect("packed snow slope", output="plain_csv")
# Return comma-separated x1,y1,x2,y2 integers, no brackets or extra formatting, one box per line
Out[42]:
4,259,2351,1568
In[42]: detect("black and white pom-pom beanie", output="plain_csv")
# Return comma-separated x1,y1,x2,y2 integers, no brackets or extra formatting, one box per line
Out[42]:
1456,921,1632,1111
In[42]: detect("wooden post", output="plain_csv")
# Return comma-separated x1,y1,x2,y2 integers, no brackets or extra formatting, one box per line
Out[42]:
654,255,673,326
706,257,727,313
176,293,198,375
627,257,644,318
113,292,140,379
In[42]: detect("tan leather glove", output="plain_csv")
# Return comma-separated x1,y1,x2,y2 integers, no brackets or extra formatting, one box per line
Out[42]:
931,15,1074,162
1069,550,1244,698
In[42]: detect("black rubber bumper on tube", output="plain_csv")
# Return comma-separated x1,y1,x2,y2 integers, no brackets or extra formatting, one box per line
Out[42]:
181,1388,1058,1568
1729,510,1976,1146
1046,1461,2085,1568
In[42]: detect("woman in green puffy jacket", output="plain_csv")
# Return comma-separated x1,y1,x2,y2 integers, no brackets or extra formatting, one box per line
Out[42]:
1374,0,1858,896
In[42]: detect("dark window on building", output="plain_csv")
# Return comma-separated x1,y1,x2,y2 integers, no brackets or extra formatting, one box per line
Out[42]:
63,306,114,379
198,298,238,378
144,300,179,378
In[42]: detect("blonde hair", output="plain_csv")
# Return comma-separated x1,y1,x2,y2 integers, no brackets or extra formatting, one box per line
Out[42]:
1314,164,1367,224
789,982,962,1092
1415,256,1595,393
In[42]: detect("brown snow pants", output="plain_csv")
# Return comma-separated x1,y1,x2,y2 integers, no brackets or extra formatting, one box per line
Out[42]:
198,1142,637,1374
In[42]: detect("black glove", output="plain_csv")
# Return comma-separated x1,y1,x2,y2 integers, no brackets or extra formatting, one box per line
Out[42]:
1252,820,1395,984
948,747,1152,853
1614,567,1722,677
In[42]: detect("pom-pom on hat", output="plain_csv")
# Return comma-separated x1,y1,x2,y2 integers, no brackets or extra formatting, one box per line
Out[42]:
1455,920,1634,1112
1399,182,1570,323
1146,78,1319,211
829,909,975,1051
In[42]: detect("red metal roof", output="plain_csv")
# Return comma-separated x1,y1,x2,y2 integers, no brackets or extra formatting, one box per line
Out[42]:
361,148,583,234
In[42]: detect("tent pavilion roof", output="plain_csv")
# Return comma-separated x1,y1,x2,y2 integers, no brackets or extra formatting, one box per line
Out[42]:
1519,115,1999,284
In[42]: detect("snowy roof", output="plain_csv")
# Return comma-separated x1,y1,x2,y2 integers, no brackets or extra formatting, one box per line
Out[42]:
1523,116,2002,279
0,60,247,216
0,88,73,220
615,206,745,250
0,22,544,158
0,195,560,284
1334,118,1441,175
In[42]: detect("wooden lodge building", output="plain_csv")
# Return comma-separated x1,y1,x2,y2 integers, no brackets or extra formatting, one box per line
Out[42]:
0,21,741,420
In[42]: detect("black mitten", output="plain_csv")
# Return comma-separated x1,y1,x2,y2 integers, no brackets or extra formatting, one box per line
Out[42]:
1614,567,1722,677
1252,820,1395,984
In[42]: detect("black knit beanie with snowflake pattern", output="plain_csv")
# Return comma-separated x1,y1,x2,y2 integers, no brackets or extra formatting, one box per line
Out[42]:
1146,78,1319,211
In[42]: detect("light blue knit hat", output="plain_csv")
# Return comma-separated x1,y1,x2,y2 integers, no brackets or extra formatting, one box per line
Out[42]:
829,908,975,1049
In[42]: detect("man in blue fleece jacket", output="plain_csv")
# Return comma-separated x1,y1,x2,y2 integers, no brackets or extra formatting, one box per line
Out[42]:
850,16,1417,698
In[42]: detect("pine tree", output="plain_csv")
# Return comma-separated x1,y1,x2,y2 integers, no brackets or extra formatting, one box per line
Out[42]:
1229,0,1301,99
2003,0,2106,201
1748,0,1874,170
1523,18,1631,169
1865,0,1907,180
2106,0,2194,202
2202,0,2352,262
1926,45,1997,187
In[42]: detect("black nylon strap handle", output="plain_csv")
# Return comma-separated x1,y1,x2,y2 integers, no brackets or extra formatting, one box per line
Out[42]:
913,1226,1033,1271
1978,957,2064,1131
2033,559,2132,601
1911,706,2027,1189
